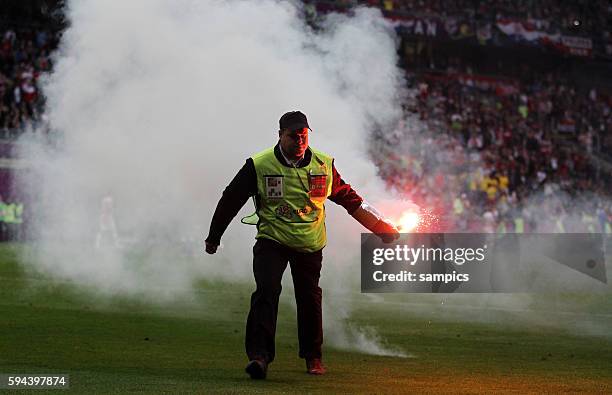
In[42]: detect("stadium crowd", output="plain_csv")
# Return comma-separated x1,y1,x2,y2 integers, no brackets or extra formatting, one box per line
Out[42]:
385,0,605,34
374,68,611,233
0,27,55,139
310,0,611,39
305,0,611,233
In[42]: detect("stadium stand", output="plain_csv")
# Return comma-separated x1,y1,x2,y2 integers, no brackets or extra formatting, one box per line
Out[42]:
0,0,609,235
307,0,612,233
0,0,61,240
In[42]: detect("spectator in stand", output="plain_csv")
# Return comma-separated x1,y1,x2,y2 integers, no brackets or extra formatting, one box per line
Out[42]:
0,27,55,138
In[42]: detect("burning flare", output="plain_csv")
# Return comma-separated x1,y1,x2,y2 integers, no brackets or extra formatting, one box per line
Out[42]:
396,211,420,232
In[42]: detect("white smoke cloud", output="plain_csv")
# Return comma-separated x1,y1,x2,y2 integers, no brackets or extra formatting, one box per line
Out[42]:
19,0,408,356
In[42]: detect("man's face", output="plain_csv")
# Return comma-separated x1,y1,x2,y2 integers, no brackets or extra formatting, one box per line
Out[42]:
279,127,309,159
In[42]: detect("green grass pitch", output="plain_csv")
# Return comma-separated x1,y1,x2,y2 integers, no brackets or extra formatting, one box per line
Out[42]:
0,243,611,394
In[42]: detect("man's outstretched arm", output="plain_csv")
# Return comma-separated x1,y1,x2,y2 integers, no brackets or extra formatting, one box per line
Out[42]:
205,159,257,254
328,161,399,243
327,160,363,214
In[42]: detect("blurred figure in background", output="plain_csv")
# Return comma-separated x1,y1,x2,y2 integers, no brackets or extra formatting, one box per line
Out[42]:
95,194,119,249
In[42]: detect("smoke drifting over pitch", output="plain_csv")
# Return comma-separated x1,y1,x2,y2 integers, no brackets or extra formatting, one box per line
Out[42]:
20,0,406,356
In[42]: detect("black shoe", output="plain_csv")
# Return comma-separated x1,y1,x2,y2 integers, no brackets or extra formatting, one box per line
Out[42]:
245,358,267,379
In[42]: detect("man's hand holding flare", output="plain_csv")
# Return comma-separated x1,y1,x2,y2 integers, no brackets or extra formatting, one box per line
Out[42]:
351,202,400,244
372,218,401,243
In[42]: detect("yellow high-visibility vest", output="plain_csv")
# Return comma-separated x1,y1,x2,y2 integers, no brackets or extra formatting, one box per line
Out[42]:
4,204,16,224
453,198,464,215
514,217,524,233
252,146,333,253
15,203,23,224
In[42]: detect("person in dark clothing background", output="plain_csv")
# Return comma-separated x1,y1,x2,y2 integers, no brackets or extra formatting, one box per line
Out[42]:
205,111,399,379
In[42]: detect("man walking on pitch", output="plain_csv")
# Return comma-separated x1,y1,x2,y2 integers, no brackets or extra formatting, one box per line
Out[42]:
205,111,398,379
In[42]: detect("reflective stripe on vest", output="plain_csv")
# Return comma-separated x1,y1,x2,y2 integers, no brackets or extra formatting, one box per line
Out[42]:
252,147,333,253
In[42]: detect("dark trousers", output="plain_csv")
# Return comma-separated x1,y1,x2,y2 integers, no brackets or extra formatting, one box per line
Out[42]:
245,238,323,363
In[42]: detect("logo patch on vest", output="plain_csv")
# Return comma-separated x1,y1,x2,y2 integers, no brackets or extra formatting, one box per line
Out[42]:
275,203,293,219
308,174,327,198
265,176,283,198
276,203,313,220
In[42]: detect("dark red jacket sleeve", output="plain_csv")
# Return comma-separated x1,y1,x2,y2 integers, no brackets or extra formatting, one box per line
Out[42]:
328,160,363,214
205,159,257,246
